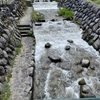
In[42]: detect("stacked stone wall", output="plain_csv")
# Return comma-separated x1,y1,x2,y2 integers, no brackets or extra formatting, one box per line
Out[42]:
58,0,100,52
0,0,26,92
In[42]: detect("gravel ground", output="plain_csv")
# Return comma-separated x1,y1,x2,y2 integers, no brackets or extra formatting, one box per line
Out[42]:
20,7,32,25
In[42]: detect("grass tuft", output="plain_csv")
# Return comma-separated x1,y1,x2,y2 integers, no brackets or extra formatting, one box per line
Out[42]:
31,11,44,22
0,83,10,100
87,0,100,5
58,8,74,19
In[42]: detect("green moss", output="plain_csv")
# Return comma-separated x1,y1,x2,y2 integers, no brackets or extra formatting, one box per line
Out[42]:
75,21,81,25
58,8,74,19
10,42,22,67
27,31,33,36
0,83,11,100
88,39,94,45
31,11,44,22
86,0,100,5
21,0,27,10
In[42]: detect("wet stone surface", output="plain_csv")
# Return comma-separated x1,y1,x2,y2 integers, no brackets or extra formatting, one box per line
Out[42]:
33,2,100,99
34,21,100,99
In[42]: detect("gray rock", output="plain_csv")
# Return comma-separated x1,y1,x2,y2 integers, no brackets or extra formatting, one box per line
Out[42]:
45,43,51,48
65,45,70,50
78,78,86,85
3,50,8,59
8,44,15,51
0,66,5,75
4,29,11,37
93,23,99,32
93,39,100,51
67,40,73,43
27,67,33,75
92,34,99,42
2,34,9,42
96,28,100,35
0,58,7,66
74,65,84,73
89,22,95,28
83,85,96,98
0,42,4,49
0,48,3,58
5,66,11,73
86,69,96,77
5,47,13,54
0,36,7,44
90,66,95,70
81,58,90,68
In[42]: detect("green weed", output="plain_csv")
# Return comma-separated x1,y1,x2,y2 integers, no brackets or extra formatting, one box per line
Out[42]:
58,8,74,19
0,83,11,100
31,11,44,22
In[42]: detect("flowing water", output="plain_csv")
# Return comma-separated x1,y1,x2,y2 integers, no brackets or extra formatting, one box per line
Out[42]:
33,2,100,99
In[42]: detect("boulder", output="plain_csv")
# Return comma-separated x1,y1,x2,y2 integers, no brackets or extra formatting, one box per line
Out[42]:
82,85,96,98
78,78,86,85
45,43,51,48
81,58,90,68
67,40,73,43
86,69,96,77
74,65,84,73
65,45,70,50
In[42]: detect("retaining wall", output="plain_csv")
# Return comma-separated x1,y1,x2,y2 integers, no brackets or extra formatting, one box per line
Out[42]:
0,0,26,92
58,0,100,53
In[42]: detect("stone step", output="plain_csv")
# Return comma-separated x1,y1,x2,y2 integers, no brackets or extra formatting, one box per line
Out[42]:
19,30,30,33
17,24,33,37
21,34,30,37
17,24,31,27
18,27,31,30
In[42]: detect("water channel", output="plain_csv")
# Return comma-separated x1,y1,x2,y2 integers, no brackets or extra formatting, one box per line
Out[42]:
33,2,100,99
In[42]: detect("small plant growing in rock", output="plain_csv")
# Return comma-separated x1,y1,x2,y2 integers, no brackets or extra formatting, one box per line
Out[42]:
27,31,33,36
31,11,44,22
58,8,74,19
0,83,11,100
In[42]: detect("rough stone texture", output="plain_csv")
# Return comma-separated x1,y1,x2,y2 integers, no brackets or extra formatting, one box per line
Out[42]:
10,4,34,100
0,0,27,95
78,78,86,85
81,58,90,68
10,37,35,100
58,0,100,52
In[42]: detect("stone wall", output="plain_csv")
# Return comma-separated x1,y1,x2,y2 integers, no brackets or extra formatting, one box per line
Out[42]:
0,0,26,93
58,0,100,53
